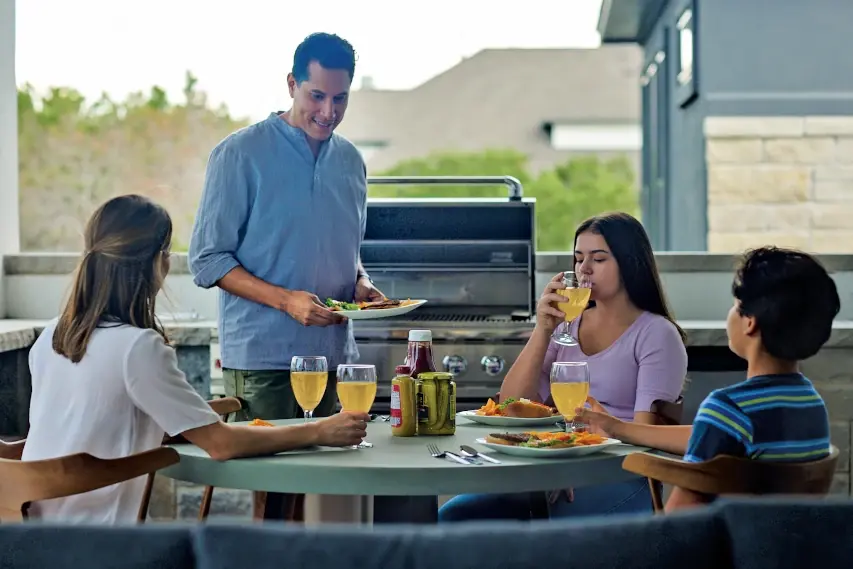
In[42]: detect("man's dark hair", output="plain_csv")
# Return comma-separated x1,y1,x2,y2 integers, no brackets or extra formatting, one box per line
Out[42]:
292,33,357,84
733,246,840,361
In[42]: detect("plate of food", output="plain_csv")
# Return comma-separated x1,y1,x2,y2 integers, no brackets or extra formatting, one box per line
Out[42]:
457,398,563,426
475,431,621,458
324,298,427,320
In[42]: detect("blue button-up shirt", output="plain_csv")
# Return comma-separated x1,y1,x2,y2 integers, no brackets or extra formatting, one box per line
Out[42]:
189,112,367,370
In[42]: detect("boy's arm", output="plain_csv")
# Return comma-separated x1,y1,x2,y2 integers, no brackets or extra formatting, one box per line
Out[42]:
579,397,693,455
610,422,694,456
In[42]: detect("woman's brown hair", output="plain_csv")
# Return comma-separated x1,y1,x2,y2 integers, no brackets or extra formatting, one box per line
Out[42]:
53,194,173,363
575,212,687,343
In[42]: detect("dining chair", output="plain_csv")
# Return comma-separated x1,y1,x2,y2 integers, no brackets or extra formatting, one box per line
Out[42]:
0,439,25,461
623,445,840,512
0,447,179,522
137,396,244,522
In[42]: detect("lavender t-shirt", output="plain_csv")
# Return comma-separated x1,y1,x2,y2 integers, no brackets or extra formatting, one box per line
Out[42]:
538,311,687,422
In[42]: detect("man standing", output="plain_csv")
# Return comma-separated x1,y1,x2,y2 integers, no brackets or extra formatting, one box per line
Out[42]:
189,32,383,517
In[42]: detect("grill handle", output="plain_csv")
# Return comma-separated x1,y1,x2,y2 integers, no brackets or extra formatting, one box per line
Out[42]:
366,176,523,201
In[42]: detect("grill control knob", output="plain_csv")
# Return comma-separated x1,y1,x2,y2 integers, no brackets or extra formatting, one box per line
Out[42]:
442,355,467,376
480,355,505,376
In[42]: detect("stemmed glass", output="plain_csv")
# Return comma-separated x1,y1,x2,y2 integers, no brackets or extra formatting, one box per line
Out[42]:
550,361,590,432
290,356,328,422
337,364,377,449
552,271,592,347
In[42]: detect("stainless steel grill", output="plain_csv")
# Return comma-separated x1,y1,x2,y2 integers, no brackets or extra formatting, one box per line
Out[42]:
356,176,537,412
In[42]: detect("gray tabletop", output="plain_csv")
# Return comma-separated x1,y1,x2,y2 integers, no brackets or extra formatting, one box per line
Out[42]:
160,418,647,496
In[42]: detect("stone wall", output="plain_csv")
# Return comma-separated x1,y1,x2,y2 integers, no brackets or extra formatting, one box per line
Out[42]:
705,116,853,253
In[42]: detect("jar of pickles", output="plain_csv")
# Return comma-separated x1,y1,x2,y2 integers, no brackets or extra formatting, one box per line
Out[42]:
415,372,456,436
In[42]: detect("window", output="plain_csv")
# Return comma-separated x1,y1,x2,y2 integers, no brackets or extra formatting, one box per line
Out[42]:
676,9,693,86
675,1,698,107
550,124,642,152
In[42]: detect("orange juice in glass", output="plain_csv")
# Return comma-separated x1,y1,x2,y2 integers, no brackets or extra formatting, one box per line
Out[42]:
550,361,590,432
553,271,591,347
291,356,328,422
337,364,377,448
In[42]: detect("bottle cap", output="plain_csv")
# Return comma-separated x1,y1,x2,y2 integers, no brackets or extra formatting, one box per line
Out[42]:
408,329,432,342
395,365,412,376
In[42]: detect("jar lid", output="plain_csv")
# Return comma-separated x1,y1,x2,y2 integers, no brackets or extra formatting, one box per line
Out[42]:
408,329,432,342
395,365,412,375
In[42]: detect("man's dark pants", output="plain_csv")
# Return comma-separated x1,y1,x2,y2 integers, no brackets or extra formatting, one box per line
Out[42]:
222,368,338,520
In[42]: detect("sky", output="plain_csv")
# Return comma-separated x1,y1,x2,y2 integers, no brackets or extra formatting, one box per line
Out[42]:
15,0,604,121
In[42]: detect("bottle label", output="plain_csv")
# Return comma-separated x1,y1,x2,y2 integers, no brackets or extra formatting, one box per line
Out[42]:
390,384,402,428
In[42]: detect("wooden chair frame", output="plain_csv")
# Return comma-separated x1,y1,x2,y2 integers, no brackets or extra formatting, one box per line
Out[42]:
623,446,839,506
137,396,244,521
0,447,179,522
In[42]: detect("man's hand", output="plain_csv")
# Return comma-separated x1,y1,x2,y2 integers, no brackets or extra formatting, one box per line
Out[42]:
280,290,346,327
354,277,385,303
313,412,370,446
574,396,623,437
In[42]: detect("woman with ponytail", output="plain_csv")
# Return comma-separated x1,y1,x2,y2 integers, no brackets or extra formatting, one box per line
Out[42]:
22,195,369,524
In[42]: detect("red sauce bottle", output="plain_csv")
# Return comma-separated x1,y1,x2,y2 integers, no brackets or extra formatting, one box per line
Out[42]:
406,329,436,379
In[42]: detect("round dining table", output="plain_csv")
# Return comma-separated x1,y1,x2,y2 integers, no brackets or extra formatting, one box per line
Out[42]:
160,417,648,524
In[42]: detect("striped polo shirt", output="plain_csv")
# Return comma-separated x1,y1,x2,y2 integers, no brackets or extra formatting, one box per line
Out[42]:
684,373,831,463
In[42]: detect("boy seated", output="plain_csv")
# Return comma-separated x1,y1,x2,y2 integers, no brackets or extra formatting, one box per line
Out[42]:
576,246,839,512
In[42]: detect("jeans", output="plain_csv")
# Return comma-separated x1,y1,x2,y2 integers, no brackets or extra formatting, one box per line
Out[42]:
438,478,652,522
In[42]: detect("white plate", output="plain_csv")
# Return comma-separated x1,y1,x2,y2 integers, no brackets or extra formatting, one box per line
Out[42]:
333,300,428,320
474,437,623,458
457,410,563,427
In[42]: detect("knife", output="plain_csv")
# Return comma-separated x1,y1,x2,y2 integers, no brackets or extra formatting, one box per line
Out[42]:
460,444,501,464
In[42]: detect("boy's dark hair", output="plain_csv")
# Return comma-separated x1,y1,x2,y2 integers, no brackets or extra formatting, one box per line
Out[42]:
292,33,357,84
733,246,840,361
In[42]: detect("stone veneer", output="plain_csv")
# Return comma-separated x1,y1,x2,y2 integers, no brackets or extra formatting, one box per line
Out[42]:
705,116,853,253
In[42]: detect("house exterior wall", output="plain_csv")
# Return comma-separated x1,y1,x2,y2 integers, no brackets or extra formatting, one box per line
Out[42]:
637,0,853,250
705,116,853,253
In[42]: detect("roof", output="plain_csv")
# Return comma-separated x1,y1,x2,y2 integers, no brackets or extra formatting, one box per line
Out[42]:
335,45,643,173
597,0,668,44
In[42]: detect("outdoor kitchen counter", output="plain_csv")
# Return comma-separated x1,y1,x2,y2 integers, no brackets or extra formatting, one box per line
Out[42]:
0,319,217,353
4,319,853,353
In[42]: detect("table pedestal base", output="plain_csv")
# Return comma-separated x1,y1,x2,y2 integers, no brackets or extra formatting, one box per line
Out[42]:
303,495,438,525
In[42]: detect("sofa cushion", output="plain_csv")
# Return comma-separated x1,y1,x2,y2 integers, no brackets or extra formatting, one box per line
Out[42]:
0,523,195,569
404,511,729,569
719,498,853,569
197,508,728,569
196,523,412,569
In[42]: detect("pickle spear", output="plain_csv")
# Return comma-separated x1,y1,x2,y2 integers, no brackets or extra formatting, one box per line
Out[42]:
433,380,449,432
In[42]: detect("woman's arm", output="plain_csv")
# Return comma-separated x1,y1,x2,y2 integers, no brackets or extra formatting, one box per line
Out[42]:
500,327,556,402
500,273,568,402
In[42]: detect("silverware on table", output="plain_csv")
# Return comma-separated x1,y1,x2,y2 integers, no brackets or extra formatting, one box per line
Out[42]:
427,443,472,465
459,444,501,464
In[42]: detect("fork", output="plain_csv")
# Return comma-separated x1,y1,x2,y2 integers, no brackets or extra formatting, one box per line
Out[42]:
427,443,470,465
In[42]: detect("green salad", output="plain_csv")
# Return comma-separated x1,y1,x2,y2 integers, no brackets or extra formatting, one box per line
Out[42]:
325,298,360,311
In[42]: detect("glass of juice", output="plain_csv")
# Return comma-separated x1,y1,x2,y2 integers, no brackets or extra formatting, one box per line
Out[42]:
552,271,592,347
550,361,590,432
337,364,378,449
290,356,328,422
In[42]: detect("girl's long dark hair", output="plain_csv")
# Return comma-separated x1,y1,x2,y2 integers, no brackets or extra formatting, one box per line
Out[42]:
575,212,687,343
53,194,173,363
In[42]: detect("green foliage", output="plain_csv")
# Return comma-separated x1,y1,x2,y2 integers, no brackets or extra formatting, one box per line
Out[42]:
372,150,639,251
17,72,248,252
17,71,638,253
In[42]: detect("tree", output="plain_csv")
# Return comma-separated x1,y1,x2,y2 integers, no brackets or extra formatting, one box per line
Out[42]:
17,73,248,251
373,149,639,251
